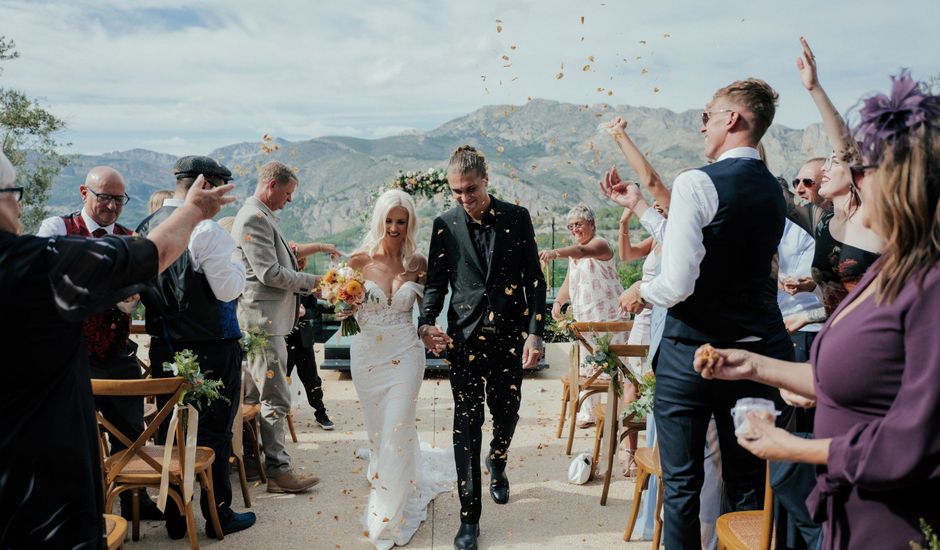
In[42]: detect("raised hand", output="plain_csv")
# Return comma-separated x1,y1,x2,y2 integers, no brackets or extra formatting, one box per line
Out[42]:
692,345,755,381
796,36,819,91
599,167,642,209
184,174,236,220
538,249,559,262
603,116,628,138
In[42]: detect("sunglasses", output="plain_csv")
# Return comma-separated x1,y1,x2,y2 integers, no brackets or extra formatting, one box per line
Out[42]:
791,178,815,189
0,187,23,202
701,109,734,125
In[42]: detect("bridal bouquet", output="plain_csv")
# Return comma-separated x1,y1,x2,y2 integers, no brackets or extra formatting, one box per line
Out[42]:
318,262,368,336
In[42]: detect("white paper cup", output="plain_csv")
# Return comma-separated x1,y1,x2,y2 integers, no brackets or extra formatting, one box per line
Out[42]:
731,398,780,439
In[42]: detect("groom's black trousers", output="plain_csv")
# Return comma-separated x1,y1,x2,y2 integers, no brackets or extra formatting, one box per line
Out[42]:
448,325,524,524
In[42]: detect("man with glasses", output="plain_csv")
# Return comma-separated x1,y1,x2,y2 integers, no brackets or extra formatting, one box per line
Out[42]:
618,79,793,549
136,155,255,540
36,166,166,521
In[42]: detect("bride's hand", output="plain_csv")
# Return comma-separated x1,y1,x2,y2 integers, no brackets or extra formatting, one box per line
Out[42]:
335,304,358,321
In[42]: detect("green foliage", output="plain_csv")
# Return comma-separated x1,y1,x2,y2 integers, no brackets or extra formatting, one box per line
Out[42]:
0,36,69,233
582,333,639,397
622,371,656,420
241,327,270,361
910,519,940,550
544,311,575,343
618,259,645,289
162,350,228,409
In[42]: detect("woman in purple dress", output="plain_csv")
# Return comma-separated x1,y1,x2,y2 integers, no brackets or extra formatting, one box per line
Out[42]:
692,72,940,549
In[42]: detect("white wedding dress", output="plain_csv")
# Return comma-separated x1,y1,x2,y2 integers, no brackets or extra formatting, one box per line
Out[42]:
350,280,455,550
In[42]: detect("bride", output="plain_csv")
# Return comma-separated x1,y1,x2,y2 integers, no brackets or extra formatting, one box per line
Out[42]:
343,189,455,549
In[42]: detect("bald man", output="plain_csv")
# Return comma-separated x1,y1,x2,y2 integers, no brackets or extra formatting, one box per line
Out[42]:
36,166,164,521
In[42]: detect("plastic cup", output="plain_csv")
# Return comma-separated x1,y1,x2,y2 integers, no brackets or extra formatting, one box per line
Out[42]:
731,398,780,439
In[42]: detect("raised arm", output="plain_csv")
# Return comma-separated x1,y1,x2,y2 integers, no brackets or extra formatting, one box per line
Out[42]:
797,36,860,163
539,236,613,262
238,212,317,293
603,116,672,208
618,209,654,261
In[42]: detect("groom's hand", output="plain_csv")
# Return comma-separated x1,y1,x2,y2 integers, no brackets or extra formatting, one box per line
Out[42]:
522,334,544,369
419,324,452,356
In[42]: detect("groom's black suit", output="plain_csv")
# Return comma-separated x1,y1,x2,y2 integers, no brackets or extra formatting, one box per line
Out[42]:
419,196,546,524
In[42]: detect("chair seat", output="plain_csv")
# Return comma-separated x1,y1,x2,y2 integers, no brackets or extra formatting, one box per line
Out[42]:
104,513,126,550
106,446,215,484
634,447,661,476
716,511,765,550
242,403,260,421
593,403,647,429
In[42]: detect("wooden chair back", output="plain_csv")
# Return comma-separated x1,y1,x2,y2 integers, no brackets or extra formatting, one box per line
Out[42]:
91,377,186,485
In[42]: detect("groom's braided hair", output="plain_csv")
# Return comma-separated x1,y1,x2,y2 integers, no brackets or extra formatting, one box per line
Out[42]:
448,145,488,180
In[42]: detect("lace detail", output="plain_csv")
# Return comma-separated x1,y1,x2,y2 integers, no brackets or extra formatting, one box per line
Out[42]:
356,281,423,330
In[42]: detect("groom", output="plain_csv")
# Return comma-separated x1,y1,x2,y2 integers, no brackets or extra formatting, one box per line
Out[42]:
419,145,546,550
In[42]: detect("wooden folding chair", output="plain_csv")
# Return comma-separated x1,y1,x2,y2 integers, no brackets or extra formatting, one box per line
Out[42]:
624,442,664,548
92,377,224,549
592,342,649,505
242,403,267,484
716,462,775,550
559,321,633,455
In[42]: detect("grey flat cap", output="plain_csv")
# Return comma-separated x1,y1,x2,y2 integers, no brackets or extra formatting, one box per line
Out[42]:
173,155,233,181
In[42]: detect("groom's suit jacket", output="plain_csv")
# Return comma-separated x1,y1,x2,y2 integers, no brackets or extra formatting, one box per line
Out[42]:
232,196,317,336
419,196,546,345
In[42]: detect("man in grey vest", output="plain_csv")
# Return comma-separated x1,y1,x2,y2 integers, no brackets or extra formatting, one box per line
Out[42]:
232,161,320,493
617,78,792,549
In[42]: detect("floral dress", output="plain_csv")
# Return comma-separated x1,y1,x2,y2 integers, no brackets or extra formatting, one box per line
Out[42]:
811,213,880,315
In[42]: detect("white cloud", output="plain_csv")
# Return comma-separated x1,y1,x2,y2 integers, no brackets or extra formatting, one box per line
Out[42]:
1,0,938,154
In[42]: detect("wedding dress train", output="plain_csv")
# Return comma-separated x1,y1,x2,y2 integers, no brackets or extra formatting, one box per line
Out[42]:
350,280,455,549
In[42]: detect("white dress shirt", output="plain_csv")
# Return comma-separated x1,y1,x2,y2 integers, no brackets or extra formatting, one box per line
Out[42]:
162,198,246,302
639,208,667,244
639,147,765,341
777,219,824,332
36,208,115,237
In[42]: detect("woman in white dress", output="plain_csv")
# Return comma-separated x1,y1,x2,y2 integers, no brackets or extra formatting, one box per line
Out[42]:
344,189,455,549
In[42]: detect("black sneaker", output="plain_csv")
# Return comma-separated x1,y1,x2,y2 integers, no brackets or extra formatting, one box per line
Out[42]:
315,412,334,431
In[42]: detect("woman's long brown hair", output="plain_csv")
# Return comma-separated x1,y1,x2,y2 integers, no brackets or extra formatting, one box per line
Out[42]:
870,130,940,303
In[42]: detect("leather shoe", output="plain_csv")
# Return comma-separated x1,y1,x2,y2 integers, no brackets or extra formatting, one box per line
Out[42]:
206,510,256,538
453,522,479,550
267,471,320,493
485,456,509,504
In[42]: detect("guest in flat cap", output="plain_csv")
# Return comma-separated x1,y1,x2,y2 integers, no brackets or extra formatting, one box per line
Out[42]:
36,166,164,521
136,155,256,540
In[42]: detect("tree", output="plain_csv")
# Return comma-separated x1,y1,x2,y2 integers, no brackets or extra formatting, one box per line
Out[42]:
0,36,69,232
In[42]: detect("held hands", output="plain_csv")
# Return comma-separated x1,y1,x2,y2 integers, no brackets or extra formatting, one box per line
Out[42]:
184,174,236,220
419,324,452,356
796,36,819,91
522,334,544,370
692,345,756,381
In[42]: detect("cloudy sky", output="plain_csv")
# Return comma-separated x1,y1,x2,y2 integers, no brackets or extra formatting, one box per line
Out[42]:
2,0,938,155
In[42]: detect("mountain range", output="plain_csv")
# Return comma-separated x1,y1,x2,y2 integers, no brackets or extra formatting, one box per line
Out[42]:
46,99,831,248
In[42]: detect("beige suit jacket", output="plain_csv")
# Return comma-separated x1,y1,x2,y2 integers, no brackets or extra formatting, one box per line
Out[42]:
233,196,317,336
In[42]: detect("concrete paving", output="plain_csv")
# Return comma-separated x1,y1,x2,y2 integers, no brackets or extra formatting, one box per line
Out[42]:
129,342,653,549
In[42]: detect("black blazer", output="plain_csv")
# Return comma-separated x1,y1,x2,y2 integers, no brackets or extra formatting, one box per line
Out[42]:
418,196,546,345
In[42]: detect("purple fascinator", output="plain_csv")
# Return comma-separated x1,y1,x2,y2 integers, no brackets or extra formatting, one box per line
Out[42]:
855,70,940,165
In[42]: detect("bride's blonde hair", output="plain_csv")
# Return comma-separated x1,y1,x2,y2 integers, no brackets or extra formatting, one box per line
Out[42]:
356,189,419,270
